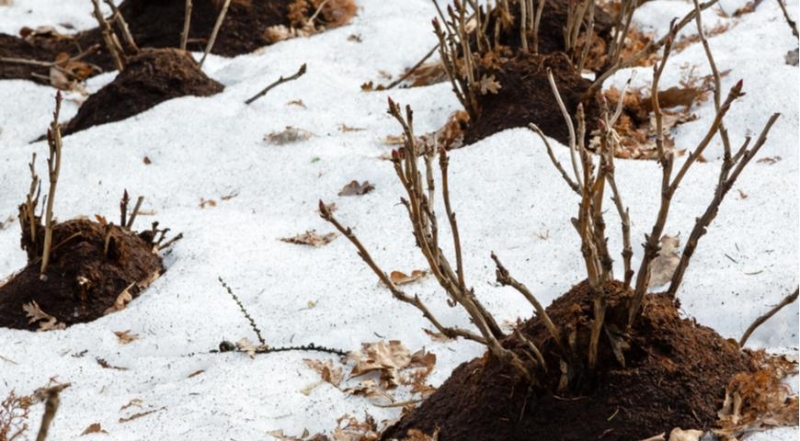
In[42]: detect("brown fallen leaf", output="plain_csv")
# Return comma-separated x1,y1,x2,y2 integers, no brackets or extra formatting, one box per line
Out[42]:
648,234,681,288
338,180,375,196
338,123,365,132
199,198,217,209
113,330,139,345
81,423,108,436
187,370,205,378
304,358,344,387
478,74,501,95
103,283,134,315
265,126,314,145
22,301,65,331
667,428,703,441
143,156,152,165
281,230,337,247
348,340,412,388
286,99,307,108
390,270,427,286
343,378,394,403
267,428,320,441
332,414,381,441
757,156,782,165
120,398,143,411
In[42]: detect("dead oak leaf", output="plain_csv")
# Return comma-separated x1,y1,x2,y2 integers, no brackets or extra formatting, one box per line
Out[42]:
478,74,501,95
80,423,108,436
281,230,337,247
342,378,394,403
266,126,314,145
113,330,139,345
22,301,65,331
304,358,344,387
648,234,681,288
103,283,134,315
390,270,427,286
338,180,375,196
348,340,412,388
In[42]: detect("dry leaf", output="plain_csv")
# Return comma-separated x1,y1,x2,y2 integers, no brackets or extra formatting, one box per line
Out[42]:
757,156,782,165
287,99,307,108
187,370,205,378
263,24,315,44
199,198,217,208
667,428,703,441
265,126,314,145
104,283,134,315
281,230,337,247
402,428,440,441
120,398,143,411
338,180,375,196
648,234,681,288
22,301,65,331
339,124,365,132
390,270,427,286
113,330,139,345
343,378,394,402
478,74,501,95
143,156,152,165
305,358,344,387
348,340,412,388
715,351,799,438
737,189,748,200
236,337,260,359
80,423,107,435
267,428,319,441
332,414,381,441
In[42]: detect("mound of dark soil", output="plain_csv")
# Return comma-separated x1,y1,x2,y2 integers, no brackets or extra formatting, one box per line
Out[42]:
61,48,223,136
464,52,602,146
0,218,163,331
381,280,753,441
1,0,355,83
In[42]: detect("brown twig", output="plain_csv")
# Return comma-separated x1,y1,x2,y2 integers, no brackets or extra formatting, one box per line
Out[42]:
739,287,799,347
181,0,193,51
776,0,799,38
244,63,307,105
126,196,145,230
103,0,138,53
34,383,70,441
385,44,439,90
40,92,63,276
199,0,231,69
528,124,580,195
90,0,125,71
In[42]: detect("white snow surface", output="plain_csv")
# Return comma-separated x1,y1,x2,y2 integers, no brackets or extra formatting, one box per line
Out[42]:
0,0,797,439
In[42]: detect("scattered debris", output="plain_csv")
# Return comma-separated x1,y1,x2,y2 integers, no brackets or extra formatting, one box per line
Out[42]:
113,330,139,345
95,358,127,371
22,301,64,331
648,234,681,288
389,270,427,286
80,423,108,435
103,283,134,316
338,181,375,196
265,126,314,145
304,359,344,388
281,230,337,247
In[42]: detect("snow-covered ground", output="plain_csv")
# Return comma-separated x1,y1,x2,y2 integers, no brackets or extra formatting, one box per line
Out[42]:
0,0,797,439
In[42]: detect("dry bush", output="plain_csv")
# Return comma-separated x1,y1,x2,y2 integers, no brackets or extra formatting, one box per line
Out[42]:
0,391,30,441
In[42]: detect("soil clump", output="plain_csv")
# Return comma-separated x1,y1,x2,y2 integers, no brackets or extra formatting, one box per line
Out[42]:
381,280,753,441
0,217,163,331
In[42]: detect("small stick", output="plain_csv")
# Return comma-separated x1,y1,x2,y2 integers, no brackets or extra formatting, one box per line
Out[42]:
181,0,193,51
739,287,799,347
120,190,129,227
385,44,439,90
126,196,145,230
199,0,232,68
90,0,125,71
35,384,70,441
157,232,183,251
41,92,63,276
776,0,798,38
244,63,307,105
103,0,138,53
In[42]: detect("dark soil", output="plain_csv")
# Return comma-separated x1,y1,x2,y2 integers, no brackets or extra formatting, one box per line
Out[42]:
464,51,602,146
61,48,223,136
381,280,753,441
1,0,353,83
0,217,163,331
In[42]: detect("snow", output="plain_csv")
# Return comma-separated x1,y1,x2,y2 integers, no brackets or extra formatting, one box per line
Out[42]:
0,0,797,439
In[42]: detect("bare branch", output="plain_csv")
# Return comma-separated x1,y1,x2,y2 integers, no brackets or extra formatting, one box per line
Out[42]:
41,92,63,276
181,0,193,51
739,287,798,347
199,0,231,69
245,63,307,105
